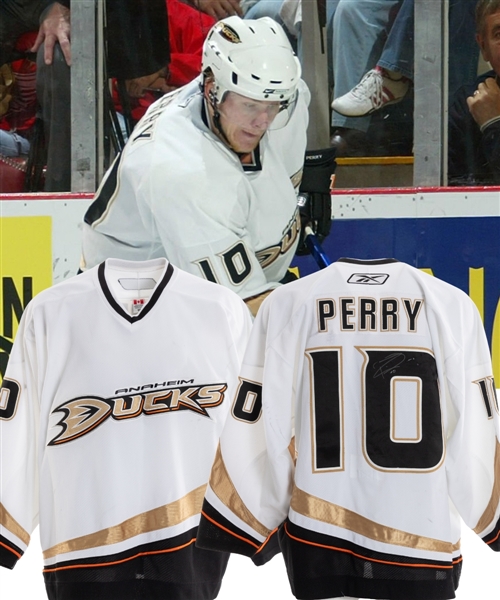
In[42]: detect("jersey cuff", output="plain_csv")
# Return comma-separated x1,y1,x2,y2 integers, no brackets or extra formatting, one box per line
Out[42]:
0,535,23,569
482,515,500,551
197,500,273,561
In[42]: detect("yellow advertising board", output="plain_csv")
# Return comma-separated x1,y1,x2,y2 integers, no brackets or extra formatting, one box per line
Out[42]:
0,216,53,379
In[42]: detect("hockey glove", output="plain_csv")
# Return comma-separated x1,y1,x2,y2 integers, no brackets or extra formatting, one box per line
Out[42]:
296,147,336,256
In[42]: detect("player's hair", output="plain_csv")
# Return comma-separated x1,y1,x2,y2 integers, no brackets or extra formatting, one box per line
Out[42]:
476,0,500,34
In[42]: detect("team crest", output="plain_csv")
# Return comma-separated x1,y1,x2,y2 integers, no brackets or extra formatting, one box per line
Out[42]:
49,383,227,445
218,24,241,44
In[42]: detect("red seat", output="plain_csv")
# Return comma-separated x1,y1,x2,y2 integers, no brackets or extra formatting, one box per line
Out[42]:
0,153,26,192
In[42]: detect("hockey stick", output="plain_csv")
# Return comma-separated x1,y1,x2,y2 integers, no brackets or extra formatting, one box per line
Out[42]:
304,225,332,269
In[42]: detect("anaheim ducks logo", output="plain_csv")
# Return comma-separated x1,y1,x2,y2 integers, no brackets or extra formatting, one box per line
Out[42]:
218,24,241,44
256,209,301,269
49,384,227,446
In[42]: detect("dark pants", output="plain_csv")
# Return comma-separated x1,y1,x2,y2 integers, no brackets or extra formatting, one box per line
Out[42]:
36,42,71,191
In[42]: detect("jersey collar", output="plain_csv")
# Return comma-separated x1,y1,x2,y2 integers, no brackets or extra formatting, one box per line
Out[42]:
98,259,174,323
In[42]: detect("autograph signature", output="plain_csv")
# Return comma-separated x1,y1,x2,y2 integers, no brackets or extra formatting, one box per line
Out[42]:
372,353,406,379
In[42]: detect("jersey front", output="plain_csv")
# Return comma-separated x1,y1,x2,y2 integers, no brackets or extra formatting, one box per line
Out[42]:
81,77,310,301
197,258,500,600
0,258,252,600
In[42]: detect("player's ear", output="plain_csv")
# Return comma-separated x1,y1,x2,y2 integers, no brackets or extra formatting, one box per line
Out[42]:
204,78,214,101
477,32,490,62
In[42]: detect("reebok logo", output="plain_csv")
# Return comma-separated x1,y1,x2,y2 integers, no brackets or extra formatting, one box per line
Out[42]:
347,273,390,285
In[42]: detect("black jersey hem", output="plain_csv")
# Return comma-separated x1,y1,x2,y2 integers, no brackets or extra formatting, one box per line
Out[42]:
43,527,229,600
0,534,23,569
483,514,500,551
278,519,461,600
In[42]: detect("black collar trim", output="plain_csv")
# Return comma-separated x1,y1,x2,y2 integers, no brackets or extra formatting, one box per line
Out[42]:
98,261,174,323
242,147,262,172
201,101,262,171
338,257,399,266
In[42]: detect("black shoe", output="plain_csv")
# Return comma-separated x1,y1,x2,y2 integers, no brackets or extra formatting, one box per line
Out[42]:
330,127,369,157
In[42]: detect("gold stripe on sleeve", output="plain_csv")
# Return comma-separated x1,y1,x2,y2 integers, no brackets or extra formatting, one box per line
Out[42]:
0,503,30,546
209,444,271,538
474,439,500,535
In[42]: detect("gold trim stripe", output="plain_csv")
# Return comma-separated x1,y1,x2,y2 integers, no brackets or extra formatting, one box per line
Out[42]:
0,502,30,546
474,439,500,534
291,486,459,554
43,485,206,560
209,444,271,538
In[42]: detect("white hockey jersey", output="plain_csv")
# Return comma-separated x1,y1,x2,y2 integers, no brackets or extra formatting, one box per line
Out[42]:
81,76,310,301
0,258,252,600
197,258,500,600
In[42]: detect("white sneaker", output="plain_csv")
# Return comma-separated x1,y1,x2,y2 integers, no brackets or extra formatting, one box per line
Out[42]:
332,68,410,117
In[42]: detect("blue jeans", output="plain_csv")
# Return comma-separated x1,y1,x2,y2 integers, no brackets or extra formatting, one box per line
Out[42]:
331,0,402,132
0,130,30,156
378,0,479,98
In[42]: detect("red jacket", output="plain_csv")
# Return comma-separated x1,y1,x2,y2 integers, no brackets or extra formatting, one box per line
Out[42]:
113,0,215,122
0,31,37,134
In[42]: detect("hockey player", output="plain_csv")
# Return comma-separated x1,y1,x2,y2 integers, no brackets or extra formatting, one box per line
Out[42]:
197,258,500,600
81,16,310,316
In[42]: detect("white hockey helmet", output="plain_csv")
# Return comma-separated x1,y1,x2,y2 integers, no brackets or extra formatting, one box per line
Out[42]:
202,16,301,105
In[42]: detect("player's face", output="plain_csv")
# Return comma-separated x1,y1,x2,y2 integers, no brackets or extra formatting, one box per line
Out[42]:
218,92,281,153
478,11,500,75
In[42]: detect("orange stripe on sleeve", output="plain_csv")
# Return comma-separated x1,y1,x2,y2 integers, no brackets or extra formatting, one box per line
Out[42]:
486,529,500,545
200,509,260,550
0,540,22,559
254,527,278,555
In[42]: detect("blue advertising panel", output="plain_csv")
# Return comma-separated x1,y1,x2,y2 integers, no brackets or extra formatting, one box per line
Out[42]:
292,216,500,378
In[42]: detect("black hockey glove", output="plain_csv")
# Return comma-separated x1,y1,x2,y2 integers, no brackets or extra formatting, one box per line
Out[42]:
296,147,336,256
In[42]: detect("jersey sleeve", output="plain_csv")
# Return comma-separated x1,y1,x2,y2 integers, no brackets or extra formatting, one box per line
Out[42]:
443,297,500,550
197,294,295,564
0,306,39,569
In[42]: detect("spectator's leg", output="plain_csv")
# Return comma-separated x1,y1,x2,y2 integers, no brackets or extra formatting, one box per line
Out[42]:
36,42,71,192
331,0,402,135
244,0,284,22
377,0,414,79
0,131,30,157
327,0,341,89
448,0,479,99
245,0,298,48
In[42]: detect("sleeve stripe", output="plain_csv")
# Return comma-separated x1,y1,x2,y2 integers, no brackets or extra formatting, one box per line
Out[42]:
485,527,500,546
473,439,500,534
200,509,260,550
254,527,279,555
209,445,271,538
0,539,22,559
0,502,30,546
